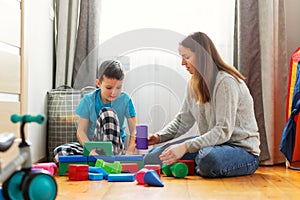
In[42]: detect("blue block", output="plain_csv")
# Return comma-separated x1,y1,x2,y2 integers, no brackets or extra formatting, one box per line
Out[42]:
114,155,143,161
144,170,164,187
58,155,87,162
88,155,115,163
107,173,136,182
89,172,103,180
89,167,109,179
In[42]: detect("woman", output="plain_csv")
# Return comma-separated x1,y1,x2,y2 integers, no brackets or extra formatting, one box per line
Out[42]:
144,32,260,177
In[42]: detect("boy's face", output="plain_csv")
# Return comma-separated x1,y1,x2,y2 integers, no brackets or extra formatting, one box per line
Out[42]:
96,75,123,104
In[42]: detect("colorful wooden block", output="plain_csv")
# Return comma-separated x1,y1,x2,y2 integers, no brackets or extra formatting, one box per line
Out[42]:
178,160,195,175
32,162,58,176
88,155,115,163
95,159,122,174
59,161,87,176
121,163,139,173
114,155,143,161
135,168,149,185
89,166,108,179
119,160,144,170
83,141,112,156
144,164,161,176
59,155,88,163
144,170,164,187
88,172,103,180
68,164,89,181
107,173,136,182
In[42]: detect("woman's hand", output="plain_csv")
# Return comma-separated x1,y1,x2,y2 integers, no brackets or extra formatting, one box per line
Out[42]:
148,134,160,145
159,143,188,165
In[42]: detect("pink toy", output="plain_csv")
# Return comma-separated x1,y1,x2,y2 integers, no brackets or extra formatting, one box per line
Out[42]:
144,164,161,176
32,162,58,176
121,163,139,173
68,164,89,181
135,168,149,185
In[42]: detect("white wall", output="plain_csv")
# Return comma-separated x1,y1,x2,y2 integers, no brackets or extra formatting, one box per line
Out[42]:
25,0,54,162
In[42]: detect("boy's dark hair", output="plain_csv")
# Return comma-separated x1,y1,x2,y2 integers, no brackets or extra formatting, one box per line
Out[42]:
98,60,124,82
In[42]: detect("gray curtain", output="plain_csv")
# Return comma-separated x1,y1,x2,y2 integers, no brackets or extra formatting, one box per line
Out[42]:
54,0,80,88
234,0,288,164
72,0,101,89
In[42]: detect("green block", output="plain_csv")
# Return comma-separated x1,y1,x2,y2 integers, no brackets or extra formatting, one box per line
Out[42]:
95,159,122,174
83,141,113,156
59,161,87,176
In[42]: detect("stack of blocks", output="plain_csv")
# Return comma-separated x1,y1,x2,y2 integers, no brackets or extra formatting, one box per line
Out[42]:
57,141,194,185
58,141,144,182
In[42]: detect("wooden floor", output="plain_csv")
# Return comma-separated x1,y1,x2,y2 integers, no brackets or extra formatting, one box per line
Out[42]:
55,164,300,200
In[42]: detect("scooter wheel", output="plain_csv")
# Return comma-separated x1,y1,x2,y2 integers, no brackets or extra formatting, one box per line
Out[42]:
22,172,57,200
2,171,25,200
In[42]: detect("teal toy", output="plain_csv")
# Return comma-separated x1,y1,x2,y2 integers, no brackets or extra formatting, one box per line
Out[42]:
0,114,57,200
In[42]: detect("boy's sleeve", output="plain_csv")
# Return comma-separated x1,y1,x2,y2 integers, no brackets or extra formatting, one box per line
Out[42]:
126,98,136,118
75,96,90,119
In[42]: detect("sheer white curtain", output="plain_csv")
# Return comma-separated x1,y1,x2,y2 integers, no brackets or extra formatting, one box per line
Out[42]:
98,0,235,138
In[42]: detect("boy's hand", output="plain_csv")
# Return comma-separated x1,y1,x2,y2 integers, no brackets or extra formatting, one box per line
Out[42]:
148,134,160,145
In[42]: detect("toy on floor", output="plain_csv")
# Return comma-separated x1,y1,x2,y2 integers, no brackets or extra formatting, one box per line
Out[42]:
136,168,164,187
32,162,58,176
95,159,122,174
68,164,89,181
0,114,57,200
162,162,189,178
136,125,148,150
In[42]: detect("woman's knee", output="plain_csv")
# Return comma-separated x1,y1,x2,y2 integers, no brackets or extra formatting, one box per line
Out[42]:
195,151,222,177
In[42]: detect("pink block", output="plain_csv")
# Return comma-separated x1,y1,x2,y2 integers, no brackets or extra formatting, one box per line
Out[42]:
144,164,161,176
68,164,89,181
32,162,58,176
135,168,149,185
121,163,139,173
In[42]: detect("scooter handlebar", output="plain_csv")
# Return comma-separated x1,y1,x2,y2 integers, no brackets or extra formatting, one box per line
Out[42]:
10,114,46,124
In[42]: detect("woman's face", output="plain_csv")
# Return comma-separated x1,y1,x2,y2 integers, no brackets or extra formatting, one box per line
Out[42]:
96,75,123,103
179,45,197,75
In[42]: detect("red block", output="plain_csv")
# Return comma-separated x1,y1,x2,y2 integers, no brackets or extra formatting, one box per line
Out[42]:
135,168,149,185
121,163,139,173
68,164,89,181
144,164,161,176
178,160,195,175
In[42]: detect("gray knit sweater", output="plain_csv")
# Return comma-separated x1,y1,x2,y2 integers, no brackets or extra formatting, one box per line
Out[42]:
158,71,260,156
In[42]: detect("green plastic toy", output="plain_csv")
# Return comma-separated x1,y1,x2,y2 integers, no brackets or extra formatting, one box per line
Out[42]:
162,162,188,178
95,159,122,174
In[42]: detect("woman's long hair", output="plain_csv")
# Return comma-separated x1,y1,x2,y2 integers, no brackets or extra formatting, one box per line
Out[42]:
180,32,245,104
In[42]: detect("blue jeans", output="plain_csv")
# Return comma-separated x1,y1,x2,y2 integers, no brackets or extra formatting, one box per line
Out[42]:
143,136,259,178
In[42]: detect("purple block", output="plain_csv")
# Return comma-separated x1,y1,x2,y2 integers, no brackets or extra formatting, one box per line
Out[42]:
114,155,143,161
136,125,148,150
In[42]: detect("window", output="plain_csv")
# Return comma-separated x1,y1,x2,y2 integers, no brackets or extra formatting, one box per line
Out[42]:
98,0,235,134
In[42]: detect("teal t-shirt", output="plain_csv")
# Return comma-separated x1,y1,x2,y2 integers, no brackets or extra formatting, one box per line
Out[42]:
75,89,136,142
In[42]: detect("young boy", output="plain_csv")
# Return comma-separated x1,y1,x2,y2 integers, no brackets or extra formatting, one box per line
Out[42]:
53,60,137,162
